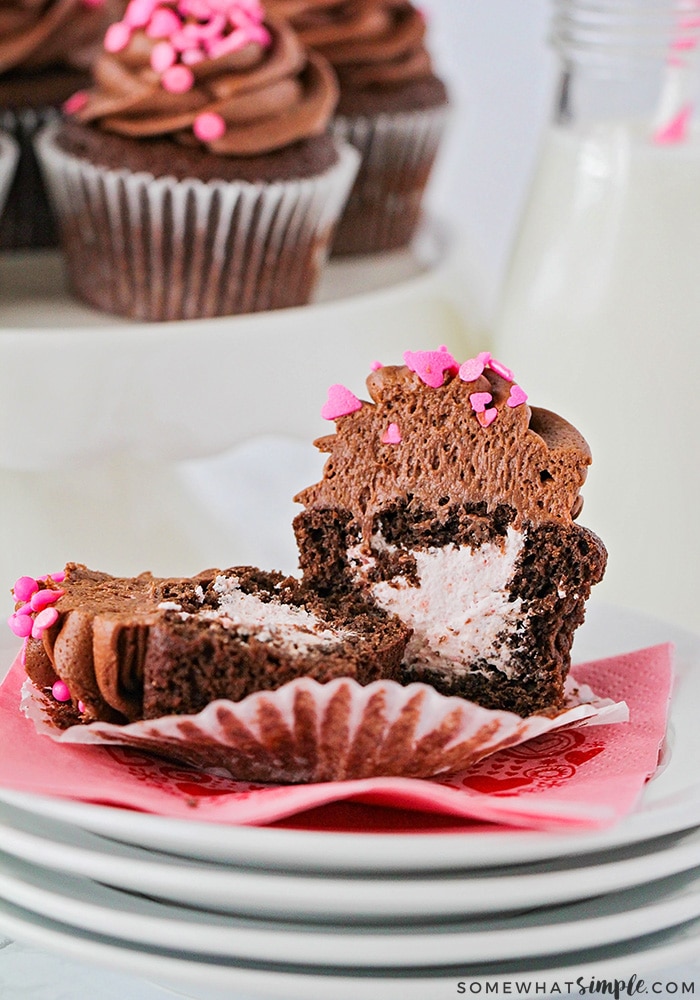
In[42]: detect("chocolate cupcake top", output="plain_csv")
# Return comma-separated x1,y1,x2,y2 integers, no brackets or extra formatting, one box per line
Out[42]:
0,0,120,75
67,0,339,155
265,0,446,109
296,349,593,535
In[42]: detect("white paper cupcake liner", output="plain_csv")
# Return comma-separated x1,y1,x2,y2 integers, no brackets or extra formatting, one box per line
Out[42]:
330,102,449,255
22,673,628,784
0,131,19,218
34,124,359,321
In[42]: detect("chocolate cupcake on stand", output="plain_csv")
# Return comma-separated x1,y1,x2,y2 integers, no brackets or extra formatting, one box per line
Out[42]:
0,0,121,249
0,4,474,590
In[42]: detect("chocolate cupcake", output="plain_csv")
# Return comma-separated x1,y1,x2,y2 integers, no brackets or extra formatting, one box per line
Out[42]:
266,0,449,254
0,0,121,249
35,0,359,320
0,129,19,218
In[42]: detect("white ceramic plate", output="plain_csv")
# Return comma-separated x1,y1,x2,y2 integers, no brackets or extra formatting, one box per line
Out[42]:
1,605,698,874
2,850,700,967
1,800,700,920
0,894,699,1000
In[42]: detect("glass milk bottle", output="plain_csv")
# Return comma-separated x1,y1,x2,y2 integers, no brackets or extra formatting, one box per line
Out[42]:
493,0,700,630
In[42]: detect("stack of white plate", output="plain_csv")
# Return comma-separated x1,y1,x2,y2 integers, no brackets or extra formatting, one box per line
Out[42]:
0,605,698,1000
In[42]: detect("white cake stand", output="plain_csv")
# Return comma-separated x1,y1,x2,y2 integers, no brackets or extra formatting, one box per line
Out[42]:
0,221,479,583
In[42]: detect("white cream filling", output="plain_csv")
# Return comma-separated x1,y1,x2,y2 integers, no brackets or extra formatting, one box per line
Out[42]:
198,575,353,653
348,528,527,677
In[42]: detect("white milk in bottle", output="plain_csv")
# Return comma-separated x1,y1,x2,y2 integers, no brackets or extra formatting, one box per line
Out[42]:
494,1,700,630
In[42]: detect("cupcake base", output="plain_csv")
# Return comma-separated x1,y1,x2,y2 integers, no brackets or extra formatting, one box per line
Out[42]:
35,123,359,321
330,98,449,256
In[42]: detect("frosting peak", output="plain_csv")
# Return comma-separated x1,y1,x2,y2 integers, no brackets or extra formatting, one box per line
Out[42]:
0,0,119,75
70,1,339,154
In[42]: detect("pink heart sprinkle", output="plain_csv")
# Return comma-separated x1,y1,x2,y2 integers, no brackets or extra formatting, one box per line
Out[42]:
458,357,485,383
381,423,402,445
469,392,493,413
488,358,515,382
321,384,363,421
403,348,458,389
13,576,38,603
507,384,528,408
478,407,498,428
370,361,383,371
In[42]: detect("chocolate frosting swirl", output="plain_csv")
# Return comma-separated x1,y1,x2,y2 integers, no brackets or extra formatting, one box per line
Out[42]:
73,13,338,155
265,0,435,92
0,0,120,75
296,363,593,539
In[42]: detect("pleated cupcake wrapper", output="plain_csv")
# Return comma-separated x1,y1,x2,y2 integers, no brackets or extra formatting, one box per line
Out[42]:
0,107,59,249
34,124,360,321
0,131,19,217
330,103,449,255
21,673,628,784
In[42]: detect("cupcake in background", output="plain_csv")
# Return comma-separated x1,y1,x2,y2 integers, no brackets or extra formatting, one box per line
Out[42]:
0,130,19,218
0,0,122,249
266,0,449,255
35,0,359,320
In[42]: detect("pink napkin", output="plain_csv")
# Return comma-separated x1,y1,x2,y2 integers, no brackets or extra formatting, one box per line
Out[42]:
0,644,673,832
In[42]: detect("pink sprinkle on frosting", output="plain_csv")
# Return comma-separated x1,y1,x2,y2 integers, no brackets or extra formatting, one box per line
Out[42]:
104,21,132,52
161,63,194,93
403,347,458,389
63,90,89,115
194,111,226,142
478,408,498,428
7,613,33,638
381,423,402,445
32,606,58,639
147,6,181,36
469,391,493,414
52,680,71,702
488,358,515,382
370,361,383,371
458,356,485,383
321,384,362,421
507,384,528,408
13,576,39,603
150,40,177,72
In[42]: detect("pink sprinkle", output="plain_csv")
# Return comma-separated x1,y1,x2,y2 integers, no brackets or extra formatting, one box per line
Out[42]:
7,613,33,638
381,423,402,445
488,358,515,381
31,606,59,639
458,356,485,383
78,701,86,714
193,112,226,143
403,348,458,389
52,680,71,703
150,40,177,74
161,64,195,94
146,7,182,38
207,28,252,59
181,48,205,65
370,361,383,371
50,571,66,583
478,408,498,428
63,90,89,115
654,104,693,145
15,604,33,617
104,21,132,52
13,576,38,603
30,588,64,611
469,391,493,414
124,0,157,27
321,384,362,421
507,384,529,408
477,351,492,364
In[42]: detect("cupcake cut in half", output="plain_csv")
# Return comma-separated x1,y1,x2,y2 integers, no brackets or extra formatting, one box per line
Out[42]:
35,0,359,320
266,0,449,254
15,563,411,725
294,349,607,716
